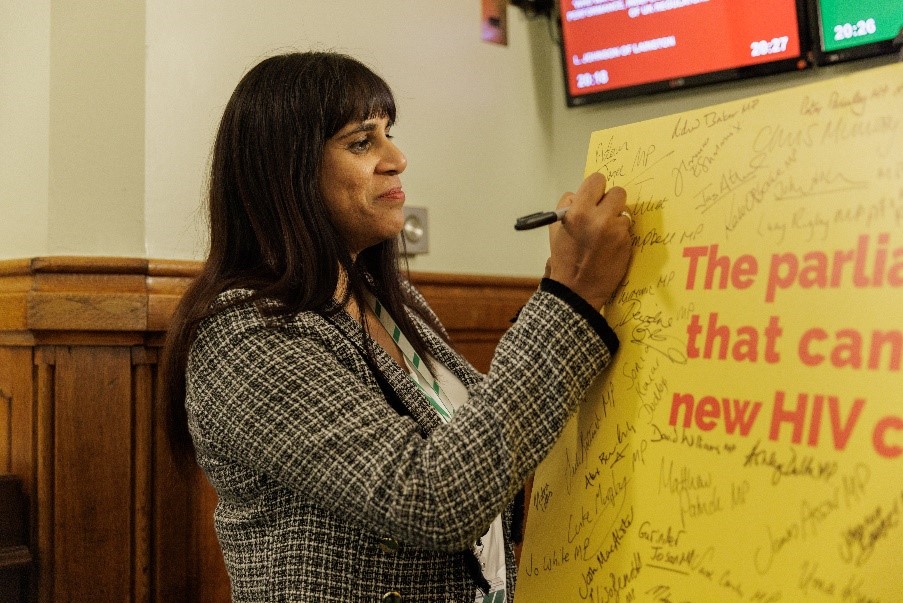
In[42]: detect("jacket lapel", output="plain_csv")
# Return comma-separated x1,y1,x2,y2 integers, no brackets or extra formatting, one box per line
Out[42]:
325,307,444,435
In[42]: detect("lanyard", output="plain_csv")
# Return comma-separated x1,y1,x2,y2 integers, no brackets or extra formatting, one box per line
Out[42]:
367,296,455,423
367,296,507,601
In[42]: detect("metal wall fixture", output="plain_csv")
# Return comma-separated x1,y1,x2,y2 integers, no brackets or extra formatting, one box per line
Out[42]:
399,206,429,255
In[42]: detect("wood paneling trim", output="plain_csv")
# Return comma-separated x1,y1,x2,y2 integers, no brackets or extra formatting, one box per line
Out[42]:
28,257,149,275
0,274,33,333
0,259,540,338
0,258,149,333
131,349,155,602
146,260,200,333
33,354,53,603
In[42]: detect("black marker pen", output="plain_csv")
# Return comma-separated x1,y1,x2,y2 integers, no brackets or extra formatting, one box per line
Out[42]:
514,208,568,231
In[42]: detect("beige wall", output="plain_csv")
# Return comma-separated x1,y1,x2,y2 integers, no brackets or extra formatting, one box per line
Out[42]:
49,1,146,256
1,2,896,275
144,1,557,275
1,0,145,258
1,1,50,258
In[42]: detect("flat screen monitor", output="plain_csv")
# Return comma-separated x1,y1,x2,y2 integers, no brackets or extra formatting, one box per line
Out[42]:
809,0,903,65
559,0,810,106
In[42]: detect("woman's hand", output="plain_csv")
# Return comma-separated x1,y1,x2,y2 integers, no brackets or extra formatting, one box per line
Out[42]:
547,172,632,309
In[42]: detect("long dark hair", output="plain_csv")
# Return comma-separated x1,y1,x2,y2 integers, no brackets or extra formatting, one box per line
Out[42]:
159,51,443,465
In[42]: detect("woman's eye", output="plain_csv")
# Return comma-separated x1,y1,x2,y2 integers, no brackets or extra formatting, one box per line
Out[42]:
350,136,373,153
349,138,371,153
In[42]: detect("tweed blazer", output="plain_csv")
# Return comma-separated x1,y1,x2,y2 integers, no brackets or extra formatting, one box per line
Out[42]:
185,278,618,602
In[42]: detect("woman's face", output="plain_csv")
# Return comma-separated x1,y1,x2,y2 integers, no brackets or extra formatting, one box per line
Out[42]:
320,115,408,256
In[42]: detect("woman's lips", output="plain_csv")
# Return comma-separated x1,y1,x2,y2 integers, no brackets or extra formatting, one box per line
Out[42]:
378,187,405,201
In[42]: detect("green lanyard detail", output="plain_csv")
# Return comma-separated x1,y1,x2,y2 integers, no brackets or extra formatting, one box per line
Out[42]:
368,297,454,423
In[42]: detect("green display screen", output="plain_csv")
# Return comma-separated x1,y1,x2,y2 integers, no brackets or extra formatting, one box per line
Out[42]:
816,0,903,52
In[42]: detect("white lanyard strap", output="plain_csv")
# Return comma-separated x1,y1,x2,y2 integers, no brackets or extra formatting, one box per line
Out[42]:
368,296,454,423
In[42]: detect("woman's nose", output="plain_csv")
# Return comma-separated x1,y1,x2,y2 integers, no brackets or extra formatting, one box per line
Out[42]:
380,140,407,175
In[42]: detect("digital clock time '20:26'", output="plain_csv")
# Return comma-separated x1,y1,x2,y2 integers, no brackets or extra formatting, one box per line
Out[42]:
819,0,903,53
833,19,877,42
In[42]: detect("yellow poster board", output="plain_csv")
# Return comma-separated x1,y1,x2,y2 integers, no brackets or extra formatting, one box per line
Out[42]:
516,62,903,602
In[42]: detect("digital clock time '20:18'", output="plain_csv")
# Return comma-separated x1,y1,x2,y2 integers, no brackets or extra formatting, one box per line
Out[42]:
817,0,903,52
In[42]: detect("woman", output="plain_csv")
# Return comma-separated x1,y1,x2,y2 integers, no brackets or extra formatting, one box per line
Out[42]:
160,51,632,602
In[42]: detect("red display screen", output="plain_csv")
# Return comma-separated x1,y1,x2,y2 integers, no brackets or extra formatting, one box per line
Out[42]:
560,0,808,105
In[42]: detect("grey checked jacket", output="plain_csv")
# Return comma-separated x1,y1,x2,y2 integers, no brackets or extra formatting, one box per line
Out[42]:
185,279,618,602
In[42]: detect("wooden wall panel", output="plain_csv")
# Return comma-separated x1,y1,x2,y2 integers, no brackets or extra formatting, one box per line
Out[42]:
0,257,537,602
53,347,135,601
0,369,11,474
150,408,192,602
0,348,34,480
192,478,230,602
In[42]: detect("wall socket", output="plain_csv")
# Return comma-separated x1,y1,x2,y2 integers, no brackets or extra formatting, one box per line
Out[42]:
399,206,429,255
